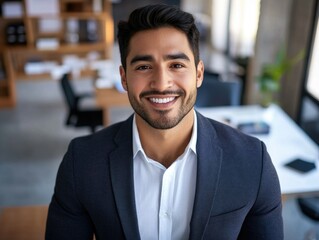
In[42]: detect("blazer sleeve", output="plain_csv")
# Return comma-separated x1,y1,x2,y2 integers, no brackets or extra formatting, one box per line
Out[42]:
45,140,94,240
238,141,284,240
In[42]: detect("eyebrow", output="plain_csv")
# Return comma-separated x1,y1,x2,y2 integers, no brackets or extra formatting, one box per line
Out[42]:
129,53,190,65
130,55,153,65
164,53,190,61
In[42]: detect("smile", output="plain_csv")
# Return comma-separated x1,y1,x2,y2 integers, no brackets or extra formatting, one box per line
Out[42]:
149,97,175,104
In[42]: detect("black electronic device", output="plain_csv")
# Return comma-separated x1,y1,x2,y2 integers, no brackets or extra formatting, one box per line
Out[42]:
284,158,316,173
237,121,270,135
5,22,26,45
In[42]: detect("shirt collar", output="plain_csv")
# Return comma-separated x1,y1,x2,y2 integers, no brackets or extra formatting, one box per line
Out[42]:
132,110,198,159
132,115,144,159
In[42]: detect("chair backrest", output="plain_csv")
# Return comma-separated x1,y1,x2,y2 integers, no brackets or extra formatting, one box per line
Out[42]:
60,73,77,111
195,71,242,107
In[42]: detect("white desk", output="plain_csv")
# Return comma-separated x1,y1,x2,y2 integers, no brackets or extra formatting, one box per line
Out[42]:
197,104,319,198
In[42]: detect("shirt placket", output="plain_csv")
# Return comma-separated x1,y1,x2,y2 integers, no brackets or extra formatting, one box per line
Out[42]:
159,165,176,240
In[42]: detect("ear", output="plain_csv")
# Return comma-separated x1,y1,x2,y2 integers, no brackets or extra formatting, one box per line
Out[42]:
196,60,204,88
119,66,128,91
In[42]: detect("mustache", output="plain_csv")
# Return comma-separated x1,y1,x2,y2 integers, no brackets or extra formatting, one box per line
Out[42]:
140,90,185,98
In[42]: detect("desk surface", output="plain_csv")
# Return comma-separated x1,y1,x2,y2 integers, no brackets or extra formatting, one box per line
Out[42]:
95,87,130,107
197,104,319,197
95,87,131,126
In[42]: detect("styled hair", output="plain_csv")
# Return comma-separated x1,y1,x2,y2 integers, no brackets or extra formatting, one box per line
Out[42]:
117,4,200,70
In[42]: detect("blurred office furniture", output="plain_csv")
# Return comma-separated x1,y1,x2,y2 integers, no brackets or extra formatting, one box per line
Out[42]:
0,205,48,239
298,197,319,239
298,0,319,145
60,73,103,133
298,15,319,235
200,45,244,76
5,22,26,45
298,197,319,220
95,86,130,126
199,44,246,104
296,9,319,237
197,104,319,197
195,71,242,107
0,0,114,108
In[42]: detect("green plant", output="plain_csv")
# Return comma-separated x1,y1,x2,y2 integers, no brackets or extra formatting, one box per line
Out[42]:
257,48,304,106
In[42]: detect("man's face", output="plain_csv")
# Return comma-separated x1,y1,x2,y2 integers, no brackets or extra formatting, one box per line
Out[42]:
120,27,204,129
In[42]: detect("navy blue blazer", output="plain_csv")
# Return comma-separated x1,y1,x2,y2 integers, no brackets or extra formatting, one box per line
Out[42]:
46,112,283,239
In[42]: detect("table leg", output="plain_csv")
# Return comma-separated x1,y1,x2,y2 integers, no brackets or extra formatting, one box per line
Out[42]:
103,107,110,126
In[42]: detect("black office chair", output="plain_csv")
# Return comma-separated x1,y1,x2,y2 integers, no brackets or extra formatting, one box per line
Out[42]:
195,71,242,107
59,73,103,133
297,197,319,239
298,197,319,220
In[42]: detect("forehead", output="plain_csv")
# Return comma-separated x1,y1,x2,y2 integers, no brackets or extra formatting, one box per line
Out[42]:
127,27,194,60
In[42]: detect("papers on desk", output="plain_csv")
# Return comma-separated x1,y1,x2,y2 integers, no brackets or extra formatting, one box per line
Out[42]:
95,78,114,88
95,76,125,90
25,61,59,75
93,60,126,92
2,2,23,17
95,77,126,93
26,0,59,16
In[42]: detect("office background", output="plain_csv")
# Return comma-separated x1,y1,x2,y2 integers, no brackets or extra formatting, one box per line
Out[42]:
0,0,319,239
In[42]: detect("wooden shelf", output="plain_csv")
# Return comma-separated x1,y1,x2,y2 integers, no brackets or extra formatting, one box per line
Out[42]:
26,12,110,19
0,81,8,87
15,72,51,81
0,98,15,108
15,68,96,81
6,42,109,53
0,16,27,21
0,0,113,108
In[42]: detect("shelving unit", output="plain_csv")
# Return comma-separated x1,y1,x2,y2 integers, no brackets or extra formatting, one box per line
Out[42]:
0,51,16,107
0,0,114,108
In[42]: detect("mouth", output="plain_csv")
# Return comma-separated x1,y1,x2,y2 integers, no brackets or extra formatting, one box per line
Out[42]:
140,90,183,109
149,97,176,104
146,96,178,110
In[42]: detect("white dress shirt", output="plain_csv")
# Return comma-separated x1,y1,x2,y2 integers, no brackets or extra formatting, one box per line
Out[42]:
132,112,198,240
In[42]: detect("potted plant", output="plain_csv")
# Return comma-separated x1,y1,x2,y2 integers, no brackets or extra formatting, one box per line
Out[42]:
257,48,304,107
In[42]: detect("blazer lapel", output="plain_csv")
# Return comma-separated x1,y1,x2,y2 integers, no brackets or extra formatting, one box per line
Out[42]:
109,116,141,240
189,112,223,239
108,113,222,239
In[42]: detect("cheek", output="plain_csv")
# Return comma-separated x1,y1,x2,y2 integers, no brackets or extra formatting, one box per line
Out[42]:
175,72,197,89
126,69,154,91
126,77,146,95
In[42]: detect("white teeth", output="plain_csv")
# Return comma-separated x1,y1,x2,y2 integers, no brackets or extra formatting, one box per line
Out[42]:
150,97,175,104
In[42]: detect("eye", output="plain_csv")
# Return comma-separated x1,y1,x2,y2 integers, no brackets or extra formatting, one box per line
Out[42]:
136,65,152,71
171,63,185,69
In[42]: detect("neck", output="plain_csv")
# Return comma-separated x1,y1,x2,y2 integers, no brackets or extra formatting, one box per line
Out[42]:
136,110,195,168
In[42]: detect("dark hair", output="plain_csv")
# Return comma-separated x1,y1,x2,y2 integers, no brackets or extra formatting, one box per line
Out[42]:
117,4,200,70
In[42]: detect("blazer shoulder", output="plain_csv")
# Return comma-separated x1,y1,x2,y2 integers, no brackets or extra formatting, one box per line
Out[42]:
70,115,133,154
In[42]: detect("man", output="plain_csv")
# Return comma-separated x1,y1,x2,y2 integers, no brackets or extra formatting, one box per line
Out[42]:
46,4,283,239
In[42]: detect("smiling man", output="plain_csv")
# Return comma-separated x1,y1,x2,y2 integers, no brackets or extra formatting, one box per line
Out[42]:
120,26,203,169
46,4,283,240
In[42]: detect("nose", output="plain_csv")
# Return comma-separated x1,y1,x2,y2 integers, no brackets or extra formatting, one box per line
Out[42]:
150,67,173,91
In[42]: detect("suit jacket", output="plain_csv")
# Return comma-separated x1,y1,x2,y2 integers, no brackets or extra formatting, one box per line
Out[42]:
46,112,283,240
